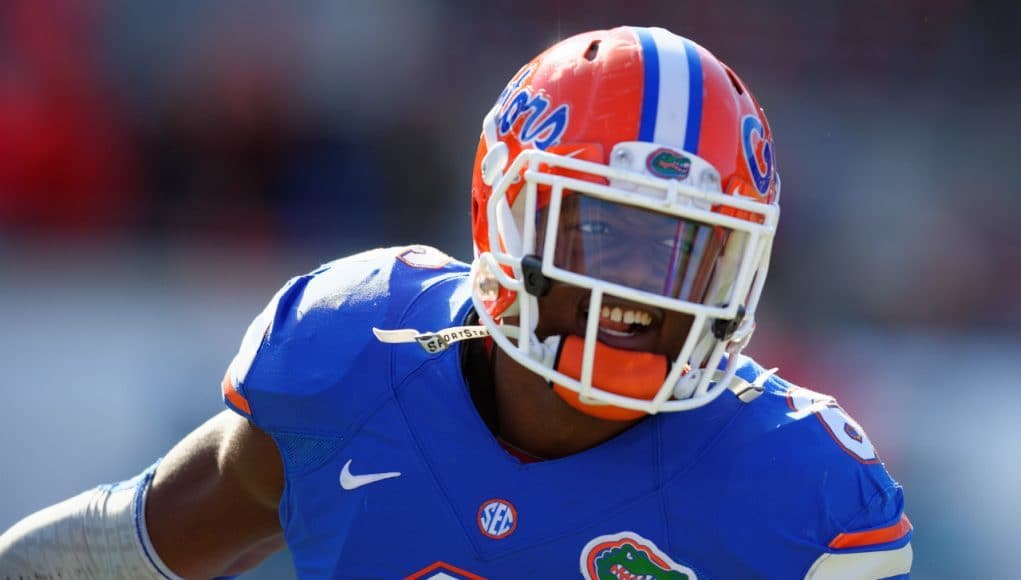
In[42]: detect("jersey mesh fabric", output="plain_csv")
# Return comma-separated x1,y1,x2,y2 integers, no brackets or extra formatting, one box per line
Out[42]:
273,433,344,475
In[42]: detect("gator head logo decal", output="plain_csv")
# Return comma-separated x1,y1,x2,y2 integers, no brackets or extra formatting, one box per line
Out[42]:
646,148,692,180
581,532,697,580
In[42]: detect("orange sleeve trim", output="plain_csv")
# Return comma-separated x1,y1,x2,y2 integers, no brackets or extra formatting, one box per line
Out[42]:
828,513,912,550
221,372,252,416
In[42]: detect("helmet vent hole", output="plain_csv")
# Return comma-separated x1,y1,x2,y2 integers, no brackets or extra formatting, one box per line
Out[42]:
584,40,601,61
724,66,745,95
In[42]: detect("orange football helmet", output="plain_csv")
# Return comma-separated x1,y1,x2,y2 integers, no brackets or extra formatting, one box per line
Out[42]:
470,26,780,418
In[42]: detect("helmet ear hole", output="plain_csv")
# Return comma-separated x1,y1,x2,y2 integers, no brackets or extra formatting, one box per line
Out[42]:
584,40,601,61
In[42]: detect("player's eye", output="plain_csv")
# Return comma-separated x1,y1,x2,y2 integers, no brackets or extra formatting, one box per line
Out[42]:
577,221,613,236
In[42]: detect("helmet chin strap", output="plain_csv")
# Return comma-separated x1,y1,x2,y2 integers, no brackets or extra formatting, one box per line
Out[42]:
374,320,734,421
671,330,717,400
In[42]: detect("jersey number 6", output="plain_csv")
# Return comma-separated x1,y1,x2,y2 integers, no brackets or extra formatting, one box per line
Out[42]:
786,386,878,464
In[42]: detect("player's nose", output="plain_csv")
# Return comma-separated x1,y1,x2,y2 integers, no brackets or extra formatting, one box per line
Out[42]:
593,244,668,295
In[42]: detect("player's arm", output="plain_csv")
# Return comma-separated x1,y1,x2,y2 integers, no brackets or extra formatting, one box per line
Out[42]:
146,409,285,577
0,410,285,579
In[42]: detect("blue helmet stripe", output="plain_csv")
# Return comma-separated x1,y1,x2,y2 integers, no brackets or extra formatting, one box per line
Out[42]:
681,38,703,154
633,27,660,142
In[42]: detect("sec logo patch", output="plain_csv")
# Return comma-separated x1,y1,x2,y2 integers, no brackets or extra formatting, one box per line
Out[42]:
477,499,517,539
580,531,697,580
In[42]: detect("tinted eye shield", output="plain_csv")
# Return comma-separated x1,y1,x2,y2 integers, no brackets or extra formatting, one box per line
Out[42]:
503,149,778,322
535,193,731,305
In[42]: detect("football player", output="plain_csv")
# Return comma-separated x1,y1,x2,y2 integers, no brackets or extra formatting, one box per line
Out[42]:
0,27,912,579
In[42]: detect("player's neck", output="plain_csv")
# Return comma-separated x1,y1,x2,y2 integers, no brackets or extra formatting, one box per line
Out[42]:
490,348,642,460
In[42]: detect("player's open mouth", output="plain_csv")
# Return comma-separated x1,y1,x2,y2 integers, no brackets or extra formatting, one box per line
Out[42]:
596,305,654,335
579,300,663,347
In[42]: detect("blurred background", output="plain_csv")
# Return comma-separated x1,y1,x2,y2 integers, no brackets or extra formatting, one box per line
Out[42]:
1,0,1018,577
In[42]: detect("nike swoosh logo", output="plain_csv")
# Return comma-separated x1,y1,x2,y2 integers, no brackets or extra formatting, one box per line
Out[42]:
339,459,401,490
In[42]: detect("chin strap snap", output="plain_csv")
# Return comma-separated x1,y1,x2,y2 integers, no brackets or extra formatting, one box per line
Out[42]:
520,255,552,297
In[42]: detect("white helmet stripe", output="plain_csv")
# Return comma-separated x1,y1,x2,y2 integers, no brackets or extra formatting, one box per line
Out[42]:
632,27,704,152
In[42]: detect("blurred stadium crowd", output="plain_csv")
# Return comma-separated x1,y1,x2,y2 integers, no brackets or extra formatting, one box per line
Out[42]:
1,1,1019,578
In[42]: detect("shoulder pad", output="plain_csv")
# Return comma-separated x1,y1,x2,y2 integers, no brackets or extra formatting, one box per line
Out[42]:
222,246,470,434
716,358,907,574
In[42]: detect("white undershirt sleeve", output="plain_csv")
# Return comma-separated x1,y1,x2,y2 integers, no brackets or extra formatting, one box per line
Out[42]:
0,461,184,580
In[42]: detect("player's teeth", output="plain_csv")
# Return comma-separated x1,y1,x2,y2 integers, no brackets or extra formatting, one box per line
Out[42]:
598,306,654,326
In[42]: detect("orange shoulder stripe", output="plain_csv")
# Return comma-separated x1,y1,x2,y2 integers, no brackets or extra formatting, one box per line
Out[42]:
828,513,912,550
221,372,252,416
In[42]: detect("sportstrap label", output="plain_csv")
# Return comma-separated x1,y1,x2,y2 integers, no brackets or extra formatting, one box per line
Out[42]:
372,326,489,354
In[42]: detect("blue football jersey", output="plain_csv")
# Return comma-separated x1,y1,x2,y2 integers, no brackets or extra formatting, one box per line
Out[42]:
222,246,912,579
